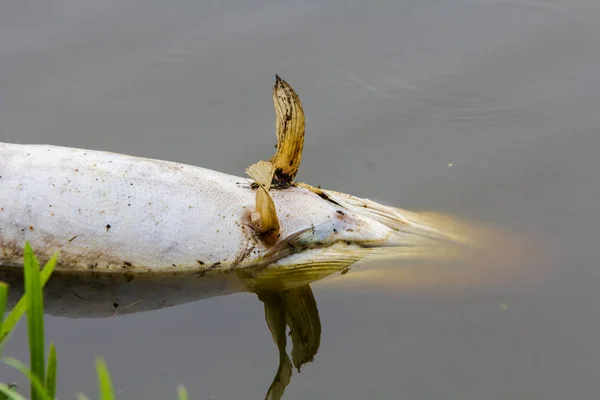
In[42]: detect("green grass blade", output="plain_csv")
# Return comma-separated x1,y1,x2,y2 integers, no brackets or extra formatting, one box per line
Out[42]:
0,384,27,400
0,282,8,331
0,282,8,356
177,385,189,400
45,343,57,399
23,242,46,400
0,251,58,344
96,357,115,400
2,357,51,400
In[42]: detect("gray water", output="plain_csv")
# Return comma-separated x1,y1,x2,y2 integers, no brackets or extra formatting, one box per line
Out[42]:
2,0,600,398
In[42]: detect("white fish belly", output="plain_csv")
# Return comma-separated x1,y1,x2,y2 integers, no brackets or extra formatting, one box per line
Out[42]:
0,143,337,272
0,142,255,270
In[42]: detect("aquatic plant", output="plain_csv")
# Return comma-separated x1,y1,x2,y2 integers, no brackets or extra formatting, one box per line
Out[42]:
0,243,189,400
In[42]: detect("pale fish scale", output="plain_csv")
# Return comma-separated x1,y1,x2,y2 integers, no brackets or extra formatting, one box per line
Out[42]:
0,142,340,271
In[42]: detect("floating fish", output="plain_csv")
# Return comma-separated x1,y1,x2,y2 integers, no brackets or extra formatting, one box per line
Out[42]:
0,76,470,303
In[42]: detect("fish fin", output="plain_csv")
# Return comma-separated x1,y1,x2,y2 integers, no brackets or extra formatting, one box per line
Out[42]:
249,243,380,288
320,189,470,245
246,160,275,189
270,75,305,186
246,161,280,238
319,189,411,230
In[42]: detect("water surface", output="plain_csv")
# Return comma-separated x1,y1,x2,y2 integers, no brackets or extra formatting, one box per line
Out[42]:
1,0,599,398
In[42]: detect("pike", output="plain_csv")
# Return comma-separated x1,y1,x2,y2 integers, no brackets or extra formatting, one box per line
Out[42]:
0,76,469,291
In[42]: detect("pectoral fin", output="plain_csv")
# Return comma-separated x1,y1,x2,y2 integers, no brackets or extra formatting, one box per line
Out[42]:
246,161,280,241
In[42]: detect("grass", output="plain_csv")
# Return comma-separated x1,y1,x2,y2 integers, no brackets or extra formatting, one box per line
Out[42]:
0,242,190,399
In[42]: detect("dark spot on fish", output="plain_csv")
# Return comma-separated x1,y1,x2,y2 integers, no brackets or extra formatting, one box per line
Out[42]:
208,262,221,269
68,235,78,243
196,260,205,265
172,264,176,267
113,302,119,309
333,229,338,234
312,190,341,206
341,267,351,275
123,261,132,267
106,224,111,231
89,263,98,270
336,210,345,216
315,241,324,246
29,226,34,231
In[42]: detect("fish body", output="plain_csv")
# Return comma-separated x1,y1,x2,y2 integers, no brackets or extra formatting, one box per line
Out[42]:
0,142,457,276
0,77,480,320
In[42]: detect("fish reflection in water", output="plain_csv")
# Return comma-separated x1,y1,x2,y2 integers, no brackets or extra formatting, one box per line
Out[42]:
0,261,329,400
0,212,529,399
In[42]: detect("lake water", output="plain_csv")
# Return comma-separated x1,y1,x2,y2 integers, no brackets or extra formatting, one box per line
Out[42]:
2,0,599,398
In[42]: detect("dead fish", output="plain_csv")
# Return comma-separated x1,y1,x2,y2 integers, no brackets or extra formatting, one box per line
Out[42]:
0,76,469,285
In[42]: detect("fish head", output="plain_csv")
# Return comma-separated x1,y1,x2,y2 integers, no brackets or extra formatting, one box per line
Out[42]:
242,186,472,291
